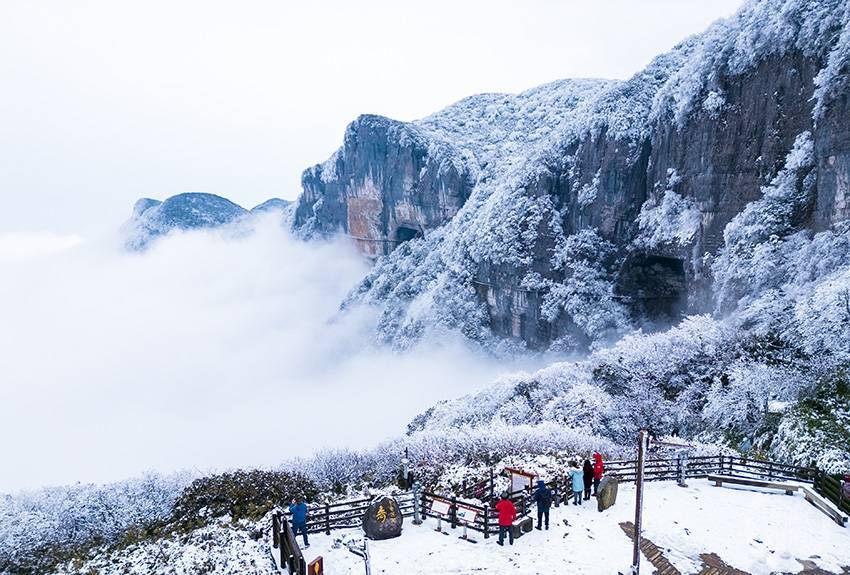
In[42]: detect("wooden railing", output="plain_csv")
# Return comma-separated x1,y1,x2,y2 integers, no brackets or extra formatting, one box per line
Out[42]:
281,492,416,535
814,471,850,517
604,454,817,484
274,454,835,546
272,513,306,575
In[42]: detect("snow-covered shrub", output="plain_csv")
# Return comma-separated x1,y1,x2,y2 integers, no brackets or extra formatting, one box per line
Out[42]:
526,228,631,348
713,132,816,310
769,368,850,472
793,267,850,362
0,472,191,575
701,90,726,118
576,170,600,207
813,2,850,120
651,0,848,127
635,187,701,249
702,361,809,439
169,469,318,530
53,520,271,575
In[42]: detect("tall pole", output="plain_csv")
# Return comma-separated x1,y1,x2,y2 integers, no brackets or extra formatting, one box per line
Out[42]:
633,429,648,575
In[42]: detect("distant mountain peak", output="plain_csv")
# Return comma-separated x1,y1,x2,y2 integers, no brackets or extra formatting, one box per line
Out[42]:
122,192,248,250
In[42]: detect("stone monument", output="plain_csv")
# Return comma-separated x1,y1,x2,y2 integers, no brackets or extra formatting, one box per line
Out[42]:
597,476,619,512
362,495,403,540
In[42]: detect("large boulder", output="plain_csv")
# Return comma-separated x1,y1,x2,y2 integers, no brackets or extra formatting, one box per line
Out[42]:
362,496,403,540
597,476,619,512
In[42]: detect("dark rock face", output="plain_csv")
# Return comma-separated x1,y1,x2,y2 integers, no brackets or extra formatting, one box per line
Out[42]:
597,476,618,512
295,115,473,257
362,496,402,540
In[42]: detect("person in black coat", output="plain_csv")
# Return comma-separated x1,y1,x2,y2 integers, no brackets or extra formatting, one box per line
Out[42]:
532,479,552,530
582,459,594,500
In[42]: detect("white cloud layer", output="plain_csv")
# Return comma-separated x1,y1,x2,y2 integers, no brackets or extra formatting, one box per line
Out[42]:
0,233,82,261
0,219,538,492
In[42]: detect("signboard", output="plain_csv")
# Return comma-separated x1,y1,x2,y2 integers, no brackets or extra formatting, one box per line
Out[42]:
456,505,478,525
431,498,451,516
307,556,323,575
506,467,536,494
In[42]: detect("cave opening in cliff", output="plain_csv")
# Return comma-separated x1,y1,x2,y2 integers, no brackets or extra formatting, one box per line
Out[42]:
616,254,687,329
395,226,421,244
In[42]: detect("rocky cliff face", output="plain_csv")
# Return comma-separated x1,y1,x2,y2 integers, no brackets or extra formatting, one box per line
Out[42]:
295,115,474,257
294,0,850,351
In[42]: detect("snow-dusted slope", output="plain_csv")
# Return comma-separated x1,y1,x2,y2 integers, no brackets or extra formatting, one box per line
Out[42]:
296,0,850,353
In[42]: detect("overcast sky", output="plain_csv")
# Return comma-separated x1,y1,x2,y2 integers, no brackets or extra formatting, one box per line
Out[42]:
0,0,743,236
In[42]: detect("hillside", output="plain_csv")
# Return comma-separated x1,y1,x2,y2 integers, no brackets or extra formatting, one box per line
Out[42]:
294,0,850,353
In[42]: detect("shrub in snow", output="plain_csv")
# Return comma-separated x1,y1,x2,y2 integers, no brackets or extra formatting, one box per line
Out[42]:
635,185,701,249
769,368,850,472
170,469,319,530
713,132,816,311
522,228,631,349
576,170,600,207
0,472,191,575
703,361,809,440
701,90,726,118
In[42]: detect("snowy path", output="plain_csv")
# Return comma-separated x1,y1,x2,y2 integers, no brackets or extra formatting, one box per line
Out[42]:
294,482,850,575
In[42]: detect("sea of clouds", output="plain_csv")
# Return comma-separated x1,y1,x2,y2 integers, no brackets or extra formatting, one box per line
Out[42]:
0,216,537,493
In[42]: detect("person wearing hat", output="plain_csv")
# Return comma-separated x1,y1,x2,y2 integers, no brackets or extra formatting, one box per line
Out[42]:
532,479,552,530
494,492,517,546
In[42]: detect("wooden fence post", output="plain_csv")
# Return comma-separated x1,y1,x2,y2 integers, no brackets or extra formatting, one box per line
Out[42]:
272,512,280,549
325,503,331,535
483,503,489,538
279,516,287,570
489,468,495,501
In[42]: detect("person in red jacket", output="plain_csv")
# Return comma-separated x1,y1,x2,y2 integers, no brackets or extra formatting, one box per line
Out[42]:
593,452,605,496
494,492,517,546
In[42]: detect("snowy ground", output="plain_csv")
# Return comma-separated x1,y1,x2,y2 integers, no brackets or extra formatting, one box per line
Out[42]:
291,481,850,575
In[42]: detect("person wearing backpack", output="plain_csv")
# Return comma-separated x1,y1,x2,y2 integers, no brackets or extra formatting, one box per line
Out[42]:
532,479,552,530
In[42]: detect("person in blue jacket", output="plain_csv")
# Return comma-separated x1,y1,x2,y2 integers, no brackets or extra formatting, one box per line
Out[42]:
569,461,584,505
532,479,552,530
288,496,309,548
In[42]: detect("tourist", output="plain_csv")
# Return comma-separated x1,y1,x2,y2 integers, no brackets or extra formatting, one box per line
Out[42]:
569,462,583,505
532,479,552,530
495,492,517,546
583,459,594,500
288,496,310,548
593,452,605,496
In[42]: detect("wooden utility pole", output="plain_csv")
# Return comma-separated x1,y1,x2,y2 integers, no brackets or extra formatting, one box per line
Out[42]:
632,429,649,575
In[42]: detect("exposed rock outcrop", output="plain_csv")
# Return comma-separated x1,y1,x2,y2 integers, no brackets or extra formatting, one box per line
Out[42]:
295,0,850,351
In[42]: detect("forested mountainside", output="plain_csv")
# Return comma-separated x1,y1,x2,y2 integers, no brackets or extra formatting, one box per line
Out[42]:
293,0,850,353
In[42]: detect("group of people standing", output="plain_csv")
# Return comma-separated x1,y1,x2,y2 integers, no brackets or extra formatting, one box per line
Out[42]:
569,452,605,505
494,452,605,546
